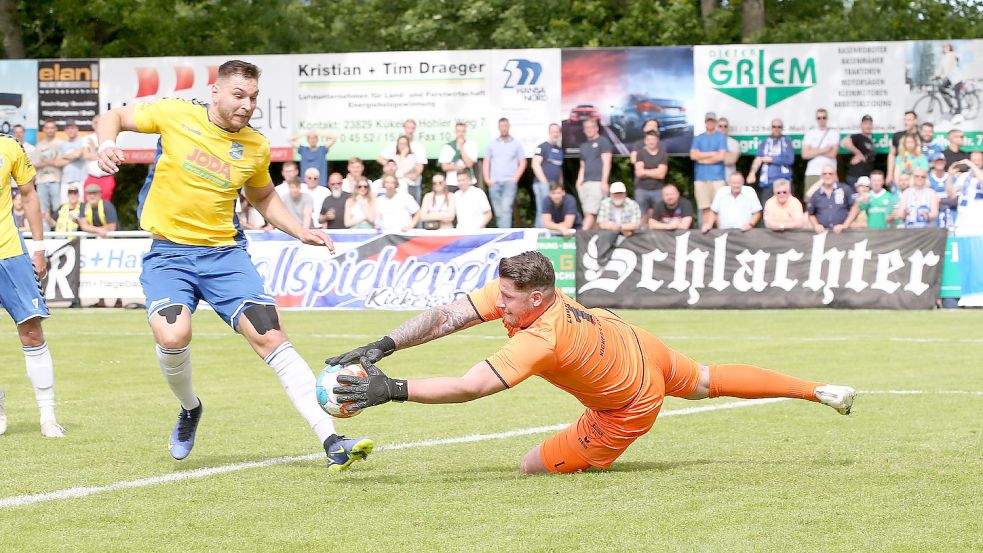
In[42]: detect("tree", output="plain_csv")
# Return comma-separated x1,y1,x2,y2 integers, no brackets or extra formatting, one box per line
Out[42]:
742,0,764,40
0,0,24,58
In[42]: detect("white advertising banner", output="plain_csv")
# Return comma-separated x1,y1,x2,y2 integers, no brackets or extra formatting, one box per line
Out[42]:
487,49,563,157
246,229,540,310
60,231,540,309
693,42,908,152
98,50,561,164
79,238,152,299
99,55,295,162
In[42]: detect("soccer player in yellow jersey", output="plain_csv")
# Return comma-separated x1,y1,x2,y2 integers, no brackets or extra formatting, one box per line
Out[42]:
328,251,856,474
96,60,371,469
0,134,64,438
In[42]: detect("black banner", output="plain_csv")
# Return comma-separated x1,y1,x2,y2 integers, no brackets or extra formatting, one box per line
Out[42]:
576,229,947,309
37,59,100,129
42,239,81,302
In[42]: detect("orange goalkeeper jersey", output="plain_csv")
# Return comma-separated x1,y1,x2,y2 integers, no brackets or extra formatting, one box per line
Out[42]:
469,279,670,412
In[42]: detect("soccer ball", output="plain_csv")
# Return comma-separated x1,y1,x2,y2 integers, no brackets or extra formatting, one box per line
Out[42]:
316,364,367,418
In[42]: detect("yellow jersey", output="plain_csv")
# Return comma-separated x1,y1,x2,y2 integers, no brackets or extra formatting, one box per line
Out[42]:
134,99,271,246
0,135,37,259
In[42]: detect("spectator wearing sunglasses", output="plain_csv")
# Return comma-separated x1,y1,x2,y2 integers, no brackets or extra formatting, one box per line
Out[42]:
717,117,741,181
802,109,840,195
748,118,794,204
763,179,804,231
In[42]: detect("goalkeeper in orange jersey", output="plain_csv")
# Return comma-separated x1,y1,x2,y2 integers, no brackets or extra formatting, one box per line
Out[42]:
326,251,855,474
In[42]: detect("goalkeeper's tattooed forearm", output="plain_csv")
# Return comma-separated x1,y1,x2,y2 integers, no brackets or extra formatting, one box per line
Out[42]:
390,298,482,349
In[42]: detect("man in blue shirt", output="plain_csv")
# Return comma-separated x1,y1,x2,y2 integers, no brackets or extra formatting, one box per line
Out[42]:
531,124,564,229
748,118,795,205
483,118,527,228
689,112,728,225
807,164,859,233
919,122,943,161
290,130,336,187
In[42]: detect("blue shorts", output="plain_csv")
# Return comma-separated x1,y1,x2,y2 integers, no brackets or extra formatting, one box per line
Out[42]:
0,254,50,324
141,240,275,329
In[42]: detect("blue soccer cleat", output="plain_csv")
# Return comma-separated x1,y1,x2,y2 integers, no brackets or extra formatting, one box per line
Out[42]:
324,435,374,471
168,400,203,461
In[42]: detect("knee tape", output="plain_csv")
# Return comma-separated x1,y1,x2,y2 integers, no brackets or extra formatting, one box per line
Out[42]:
243,304,280,335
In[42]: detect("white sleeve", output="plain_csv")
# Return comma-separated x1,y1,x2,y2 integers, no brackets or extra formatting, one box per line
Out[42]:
465,141,478,160
412,141,428,163
479,191,491,212
380,143,397,160
437,144,453,164
406,194,420,214
749,189,762,212
710,189,723,213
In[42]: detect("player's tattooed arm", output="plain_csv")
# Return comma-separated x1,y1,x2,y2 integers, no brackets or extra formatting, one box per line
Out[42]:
389,296,483,350
325,297,483,367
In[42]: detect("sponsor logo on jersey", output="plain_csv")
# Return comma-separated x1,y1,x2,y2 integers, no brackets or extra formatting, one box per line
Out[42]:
182,148,232,188
230,141,244,161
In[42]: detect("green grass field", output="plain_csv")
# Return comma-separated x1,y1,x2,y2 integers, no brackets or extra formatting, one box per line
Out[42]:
0,309,980,552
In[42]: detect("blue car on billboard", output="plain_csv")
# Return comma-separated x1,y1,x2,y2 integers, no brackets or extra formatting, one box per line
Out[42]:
608,95,691,143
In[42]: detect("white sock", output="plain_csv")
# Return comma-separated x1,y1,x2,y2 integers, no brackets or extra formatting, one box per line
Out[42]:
156,345,200,410
23,342,56,423
264,341,336,442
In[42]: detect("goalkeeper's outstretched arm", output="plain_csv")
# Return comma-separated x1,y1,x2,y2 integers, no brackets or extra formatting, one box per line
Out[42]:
325,296,484,366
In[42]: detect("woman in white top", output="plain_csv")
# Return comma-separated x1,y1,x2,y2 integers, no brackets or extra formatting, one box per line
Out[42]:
344,177,377,229
420,174,457,230
393,135,419,191
935,42,965,117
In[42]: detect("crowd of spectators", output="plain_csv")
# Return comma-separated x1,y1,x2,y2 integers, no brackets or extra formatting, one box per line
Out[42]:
11,107,982,238
244,109,981,236
11,119,118,235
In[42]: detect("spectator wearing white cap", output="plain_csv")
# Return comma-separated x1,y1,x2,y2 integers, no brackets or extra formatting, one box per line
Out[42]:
848,176,871,229
596,181,641,238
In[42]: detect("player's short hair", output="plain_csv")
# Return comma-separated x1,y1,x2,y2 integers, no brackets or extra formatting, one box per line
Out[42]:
905,110,917,119
217,60,261,81
498,117,509,124
348,157,363,165
499,251,555,293
549,181,564,192
870,169,885,178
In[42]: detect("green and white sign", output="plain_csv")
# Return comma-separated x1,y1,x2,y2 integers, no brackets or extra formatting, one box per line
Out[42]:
695,42,908,153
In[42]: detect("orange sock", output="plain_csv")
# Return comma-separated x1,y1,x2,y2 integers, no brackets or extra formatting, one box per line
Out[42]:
709,364,823,402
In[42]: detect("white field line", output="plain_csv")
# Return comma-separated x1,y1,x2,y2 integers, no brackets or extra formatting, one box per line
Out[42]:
862,390,983,395
0,398,787,510
43,330,983,344
1,391,979,510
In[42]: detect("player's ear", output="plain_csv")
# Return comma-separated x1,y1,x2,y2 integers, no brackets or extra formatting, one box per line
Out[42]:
529,290,544,307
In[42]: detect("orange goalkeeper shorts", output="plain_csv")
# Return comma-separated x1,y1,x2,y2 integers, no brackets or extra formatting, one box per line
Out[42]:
540,332,701,473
